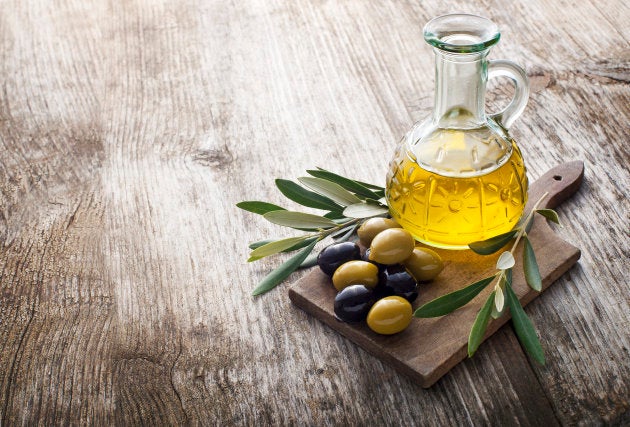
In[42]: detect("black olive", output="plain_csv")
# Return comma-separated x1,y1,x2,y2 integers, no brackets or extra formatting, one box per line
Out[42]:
317,242,361,276
376,264,419,302
334,284,376,322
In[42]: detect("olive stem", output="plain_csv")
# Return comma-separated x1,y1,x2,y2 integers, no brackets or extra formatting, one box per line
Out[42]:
492,191,549,309
319,218,363,239
509,192,549,254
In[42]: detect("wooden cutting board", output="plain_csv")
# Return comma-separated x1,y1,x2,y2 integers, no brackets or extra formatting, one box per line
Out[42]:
289,161,584,388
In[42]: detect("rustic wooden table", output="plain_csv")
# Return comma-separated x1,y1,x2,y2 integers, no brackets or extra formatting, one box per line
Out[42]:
1,1,628,425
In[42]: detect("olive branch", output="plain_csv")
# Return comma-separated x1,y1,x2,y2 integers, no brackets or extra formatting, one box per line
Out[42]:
414,191,560,364
238,169,561,364
237,168,389,295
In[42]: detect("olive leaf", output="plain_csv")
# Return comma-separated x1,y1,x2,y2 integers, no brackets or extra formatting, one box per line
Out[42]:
331,218,353,224
237,201,286,215
314,167,385,192
298,177,363,206
331,224,359,242
523,236,542,291
353,180,385,192
248,236,316,262
505,282,546,364
492,269,512,318
343,202,389,218
491,304,504,320
494,284,505,312
249,237,318,252
496,251,516,270
323,211,347,220
263,211,338,230
299,252,319,269
536,208,561,225
252,239,319,296
525,215,535,233
468,291,495,357
414,275,497,318
505,264,513,284
249,239,275,250
275,179,342,212
306,169,383,199
469,230,518,255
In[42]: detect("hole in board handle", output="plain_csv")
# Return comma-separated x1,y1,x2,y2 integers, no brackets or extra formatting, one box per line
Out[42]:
553,175,562,181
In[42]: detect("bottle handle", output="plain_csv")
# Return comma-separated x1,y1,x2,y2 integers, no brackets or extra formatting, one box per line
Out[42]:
487,60,530,129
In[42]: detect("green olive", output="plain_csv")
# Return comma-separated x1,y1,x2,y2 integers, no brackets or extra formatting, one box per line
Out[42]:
357,218,402,247
403,247,444,282
367,296,413,335
368,228,415,265
332,260,379,292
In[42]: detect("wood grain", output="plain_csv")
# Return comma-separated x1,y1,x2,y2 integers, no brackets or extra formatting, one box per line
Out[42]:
0,0,628,424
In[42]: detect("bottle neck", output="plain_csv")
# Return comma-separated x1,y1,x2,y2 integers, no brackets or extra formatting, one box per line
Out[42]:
432,50,488,128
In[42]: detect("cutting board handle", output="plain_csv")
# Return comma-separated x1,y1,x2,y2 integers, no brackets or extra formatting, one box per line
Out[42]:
527,161,585,210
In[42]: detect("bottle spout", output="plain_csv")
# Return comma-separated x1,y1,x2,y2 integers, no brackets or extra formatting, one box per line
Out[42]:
424,14,500,54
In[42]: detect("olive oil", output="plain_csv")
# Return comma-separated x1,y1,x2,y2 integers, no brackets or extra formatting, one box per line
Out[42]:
386,140,528,249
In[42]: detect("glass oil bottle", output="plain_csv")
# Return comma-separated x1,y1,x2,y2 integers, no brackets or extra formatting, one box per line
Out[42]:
386,14,530,249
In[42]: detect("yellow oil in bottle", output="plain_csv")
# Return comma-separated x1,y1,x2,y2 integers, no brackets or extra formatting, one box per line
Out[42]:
386,137,528,249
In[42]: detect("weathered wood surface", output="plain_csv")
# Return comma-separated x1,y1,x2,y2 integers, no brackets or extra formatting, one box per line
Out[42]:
0,0,628,425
